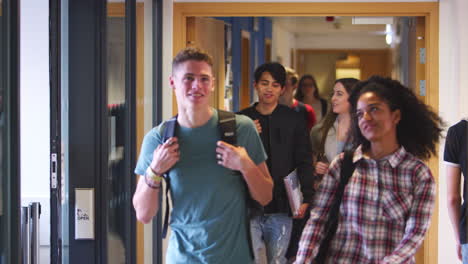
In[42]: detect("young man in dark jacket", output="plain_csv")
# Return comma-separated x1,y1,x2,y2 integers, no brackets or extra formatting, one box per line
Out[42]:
239,62,315,264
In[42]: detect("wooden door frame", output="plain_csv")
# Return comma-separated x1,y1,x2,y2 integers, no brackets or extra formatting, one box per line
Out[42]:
173,2,439,264
240,30,251,110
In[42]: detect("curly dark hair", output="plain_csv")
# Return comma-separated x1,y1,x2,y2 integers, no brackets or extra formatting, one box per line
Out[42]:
348,76,444,160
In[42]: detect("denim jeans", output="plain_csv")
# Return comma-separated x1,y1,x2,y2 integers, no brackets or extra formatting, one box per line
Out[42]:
462,244,468,264
250,213,293,264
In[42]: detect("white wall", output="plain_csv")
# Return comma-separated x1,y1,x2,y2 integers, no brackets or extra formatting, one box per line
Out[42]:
162,0,174,120
439,0,468,263
272,20,296,67
295,35,387,50
20,0,51,262
20,1,50,198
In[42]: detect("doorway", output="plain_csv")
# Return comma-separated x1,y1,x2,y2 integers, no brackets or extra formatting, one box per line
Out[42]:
172,2,439,264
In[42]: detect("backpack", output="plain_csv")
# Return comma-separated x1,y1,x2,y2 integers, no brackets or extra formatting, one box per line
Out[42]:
160,110,237,238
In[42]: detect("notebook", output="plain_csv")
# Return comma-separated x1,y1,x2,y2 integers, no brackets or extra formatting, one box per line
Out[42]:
284,169,303,216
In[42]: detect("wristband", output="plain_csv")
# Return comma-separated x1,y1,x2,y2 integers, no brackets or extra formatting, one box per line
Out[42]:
144,167,163,189
145,167,164,183
144,175,161,189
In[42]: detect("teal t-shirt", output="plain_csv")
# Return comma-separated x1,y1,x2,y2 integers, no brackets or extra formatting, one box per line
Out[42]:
135,109,267,264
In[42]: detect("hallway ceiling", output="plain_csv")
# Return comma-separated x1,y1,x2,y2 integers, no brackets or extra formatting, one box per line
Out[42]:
272,16,388,37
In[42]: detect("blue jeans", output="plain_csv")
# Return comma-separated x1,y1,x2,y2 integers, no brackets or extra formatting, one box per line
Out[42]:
250,213,293,264
462,244,468,264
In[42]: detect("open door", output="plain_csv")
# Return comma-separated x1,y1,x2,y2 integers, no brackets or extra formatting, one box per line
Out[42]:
186,17,226,109
50,1,138,263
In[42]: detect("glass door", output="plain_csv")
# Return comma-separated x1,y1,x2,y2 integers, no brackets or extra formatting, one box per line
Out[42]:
105,2,134,263
0,0,21,263
50,0,163,262
49,0,155,263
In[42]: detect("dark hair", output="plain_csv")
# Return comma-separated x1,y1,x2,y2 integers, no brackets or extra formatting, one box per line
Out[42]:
172,47,214,73
348,75,444,160
317,78,360,155
254,62,286,87
295,74,320,101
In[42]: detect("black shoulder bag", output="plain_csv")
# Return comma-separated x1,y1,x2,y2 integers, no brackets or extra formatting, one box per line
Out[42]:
314,151,356,263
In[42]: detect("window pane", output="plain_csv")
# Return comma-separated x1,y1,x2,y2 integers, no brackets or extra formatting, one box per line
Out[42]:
106,2,129,263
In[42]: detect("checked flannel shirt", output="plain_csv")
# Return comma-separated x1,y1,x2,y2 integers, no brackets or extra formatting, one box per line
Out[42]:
295,145,435,264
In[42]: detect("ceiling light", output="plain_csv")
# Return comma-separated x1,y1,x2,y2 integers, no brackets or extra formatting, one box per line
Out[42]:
352,17,394,25
386,34,393,45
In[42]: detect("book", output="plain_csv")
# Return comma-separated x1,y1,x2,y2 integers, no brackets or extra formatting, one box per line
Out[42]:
283,169,303,216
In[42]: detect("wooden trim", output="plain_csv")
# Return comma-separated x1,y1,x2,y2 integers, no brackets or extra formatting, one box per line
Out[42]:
173,2,437,17
135,3,145,264
173,2,439,264
108,3,125,17
264,38,272,63
240,30,251,110
424,6,439,264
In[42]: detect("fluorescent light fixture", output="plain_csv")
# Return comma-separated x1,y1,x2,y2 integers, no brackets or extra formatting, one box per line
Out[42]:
386,34,393,45
352,17,394,25
386,24,392,33
385,24,393,45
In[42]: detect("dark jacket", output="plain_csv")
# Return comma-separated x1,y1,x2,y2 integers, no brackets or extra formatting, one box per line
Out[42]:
239,103,315,215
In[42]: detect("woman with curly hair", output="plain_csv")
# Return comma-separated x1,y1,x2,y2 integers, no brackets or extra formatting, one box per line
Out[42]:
296,76,444,264
295,75,328,123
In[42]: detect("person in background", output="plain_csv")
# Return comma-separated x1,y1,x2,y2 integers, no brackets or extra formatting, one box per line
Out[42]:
287,78,358,261
445,118,468,263
239,62,315,264
294,74,328,123
310,78,359,181
279,67,316,132
296,76,443,263
132,47,273,263
283,68,320,262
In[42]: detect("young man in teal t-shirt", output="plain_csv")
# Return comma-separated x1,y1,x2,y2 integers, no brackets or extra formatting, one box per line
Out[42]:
132,47,273,263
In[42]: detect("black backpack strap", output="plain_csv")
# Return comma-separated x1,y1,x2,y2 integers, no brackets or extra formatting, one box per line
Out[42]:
218,110,258,259
217,110,237,145
315,151,356,263
161,115,177,238
161,111,238,239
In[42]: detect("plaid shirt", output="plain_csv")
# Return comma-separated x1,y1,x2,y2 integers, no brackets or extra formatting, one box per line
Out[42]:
296,145,435,264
